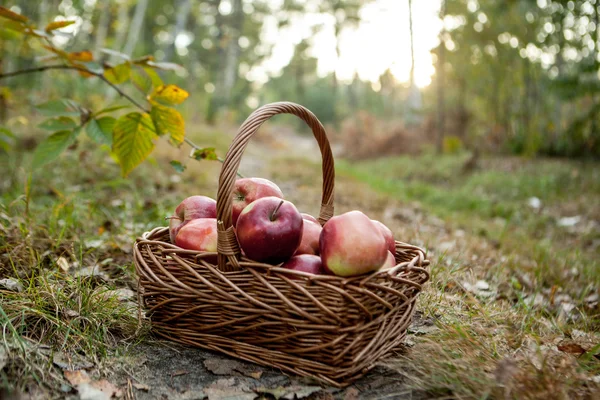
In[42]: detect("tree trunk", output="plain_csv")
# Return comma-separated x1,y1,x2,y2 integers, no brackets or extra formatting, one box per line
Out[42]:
94,2,111,59
206,0,226,125
165,0,192,61
223,0,244,104
406,0,422,125
113,1,130,59
37,0,49,27
436,0,446,154
331,22,341,125
122,0,149,57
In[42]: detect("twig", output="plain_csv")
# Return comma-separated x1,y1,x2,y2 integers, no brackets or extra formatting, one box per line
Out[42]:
0,64,240,174
0,64,149,112
185,137,244,178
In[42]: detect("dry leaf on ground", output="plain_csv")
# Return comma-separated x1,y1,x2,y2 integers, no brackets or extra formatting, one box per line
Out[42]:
204,378,256,400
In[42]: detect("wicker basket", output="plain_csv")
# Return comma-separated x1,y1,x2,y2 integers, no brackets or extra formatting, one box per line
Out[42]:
134,102,430,387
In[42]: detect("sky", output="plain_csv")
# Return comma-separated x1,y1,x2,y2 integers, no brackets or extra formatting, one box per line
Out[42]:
252,0,443,88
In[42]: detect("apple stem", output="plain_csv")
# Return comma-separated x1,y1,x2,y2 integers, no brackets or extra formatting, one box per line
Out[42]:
270,200,285,221
165,216,181,221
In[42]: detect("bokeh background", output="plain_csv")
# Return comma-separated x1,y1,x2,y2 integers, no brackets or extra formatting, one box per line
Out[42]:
2,0,599,159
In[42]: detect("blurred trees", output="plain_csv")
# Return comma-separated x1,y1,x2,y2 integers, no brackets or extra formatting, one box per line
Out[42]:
1,0,600,158
435,0,600,157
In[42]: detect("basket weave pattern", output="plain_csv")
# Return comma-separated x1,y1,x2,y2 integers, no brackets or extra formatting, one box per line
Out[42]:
134,102,430,387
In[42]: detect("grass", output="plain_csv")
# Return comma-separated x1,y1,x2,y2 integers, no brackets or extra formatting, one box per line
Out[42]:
336,153,600,398
0,125,229,396
1,126,599,398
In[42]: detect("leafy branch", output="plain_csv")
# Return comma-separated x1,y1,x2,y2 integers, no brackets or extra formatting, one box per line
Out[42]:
0,6,221,177
0,64,149,112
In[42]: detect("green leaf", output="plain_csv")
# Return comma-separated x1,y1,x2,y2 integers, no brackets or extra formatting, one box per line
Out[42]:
0,27,22,40
149,84,189,105
86,116,115,146
0,6,28,23
38,117,77,131
150,104,185,144
32,129,80,169
0,127,15,152
36,99,80,118
93,104,131,116
104,62,131,84
112,112,156,176
2,20,26,32
130,65,163,93
170,160,186,173
191,147,218,161
130,66,152,94
143,67,163,87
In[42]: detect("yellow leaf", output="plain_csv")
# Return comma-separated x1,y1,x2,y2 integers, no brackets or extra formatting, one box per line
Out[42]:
0,6,28,23
45,20,76,32
68,50,93,62
150,104,185,144
149,85,189,106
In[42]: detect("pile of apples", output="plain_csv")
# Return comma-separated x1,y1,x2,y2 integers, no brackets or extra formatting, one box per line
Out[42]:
168,178,397,277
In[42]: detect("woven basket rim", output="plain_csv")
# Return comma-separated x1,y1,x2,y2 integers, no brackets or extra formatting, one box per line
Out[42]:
137,226,430,283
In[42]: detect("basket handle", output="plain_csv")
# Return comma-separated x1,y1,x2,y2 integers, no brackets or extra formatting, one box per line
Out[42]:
216,102,335,271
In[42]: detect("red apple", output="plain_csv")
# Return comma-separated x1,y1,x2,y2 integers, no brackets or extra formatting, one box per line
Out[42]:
232,178,284,227
379,251,396,271
281,254,324,277
372,219,395,254
175,218,218,253
320,211,388,277
169,196,217,243
301,213,319,224
236,197,303,264
294,219,322,255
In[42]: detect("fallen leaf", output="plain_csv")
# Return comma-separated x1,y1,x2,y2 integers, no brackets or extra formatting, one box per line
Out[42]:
205,358,240,375
95,288,135,302
204,358,263,379
557,342,586,356
53,352,94,370
246,371,263,379
171,369,189,378
57,256,70,272
77,382,111,400
255,385,323,400
557,216,581,227
527,197,541,209
0,278,23,292
475,280,490,290
205,378,256,400
84,239,105,249
494,358,519,386
91,380,121,398
343,387,360,400
462,281,497,299
64,309,80,318
75,265,108,281
64,369,91,386
133,383,149,391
